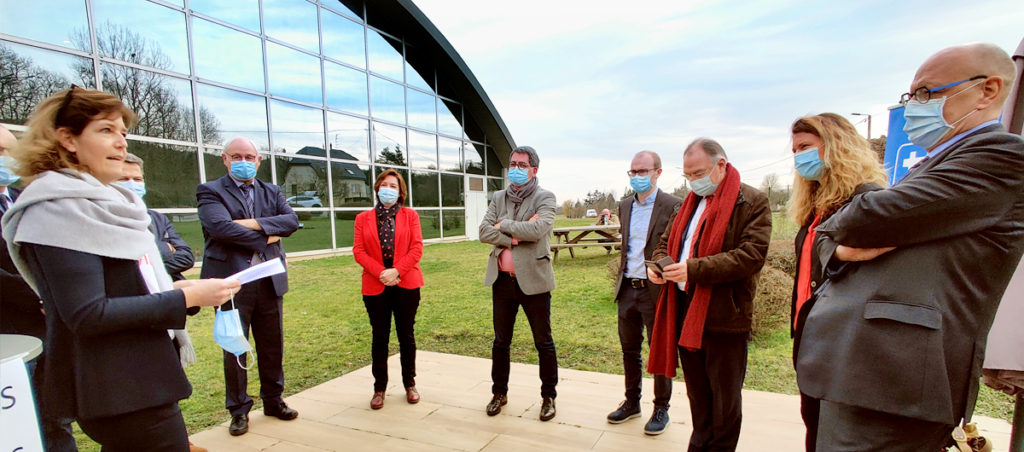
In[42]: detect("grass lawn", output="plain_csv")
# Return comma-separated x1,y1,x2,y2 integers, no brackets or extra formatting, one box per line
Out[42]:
69,214,1016,450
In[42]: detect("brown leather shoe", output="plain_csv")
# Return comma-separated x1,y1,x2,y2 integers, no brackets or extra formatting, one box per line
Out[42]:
539,397,556,422
370,391,385,410
188,441,209,452
406,386,420,404
486,394,507,416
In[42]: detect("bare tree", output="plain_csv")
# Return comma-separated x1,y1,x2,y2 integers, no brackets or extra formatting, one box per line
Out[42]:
0,43,73,123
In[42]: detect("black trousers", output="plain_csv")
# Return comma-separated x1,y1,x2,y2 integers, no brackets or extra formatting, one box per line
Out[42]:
617,284,671,408
816,400,953,451
800,392,821,452
491,272,558,398
78,403,187,452
221,278,285,416
363,286,420,391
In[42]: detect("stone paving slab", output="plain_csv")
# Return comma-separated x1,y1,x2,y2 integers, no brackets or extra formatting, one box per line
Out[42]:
191,351,1012,451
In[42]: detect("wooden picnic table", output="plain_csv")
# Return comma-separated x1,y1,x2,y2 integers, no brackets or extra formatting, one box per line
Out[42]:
550,224,621,262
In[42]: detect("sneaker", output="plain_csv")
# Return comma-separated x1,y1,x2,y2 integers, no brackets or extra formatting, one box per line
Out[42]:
644,407,669,435
606,400,641,424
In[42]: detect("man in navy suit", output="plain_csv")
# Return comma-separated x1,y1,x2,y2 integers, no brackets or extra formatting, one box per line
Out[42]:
197,137,300,436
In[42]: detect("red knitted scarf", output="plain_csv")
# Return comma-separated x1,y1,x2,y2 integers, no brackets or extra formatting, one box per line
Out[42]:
647,163,741,377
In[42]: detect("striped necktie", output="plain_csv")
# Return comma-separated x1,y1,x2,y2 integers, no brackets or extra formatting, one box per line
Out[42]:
241,183,255,218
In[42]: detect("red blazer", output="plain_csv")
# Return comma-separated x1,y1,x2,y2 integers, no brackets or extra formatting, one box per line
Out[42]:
353,207,425,295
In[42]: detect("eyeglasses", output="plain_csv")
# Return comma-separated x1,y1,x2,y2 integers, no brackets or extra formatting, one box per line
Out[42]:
626,168,658,177
227,154,259,162
55,84,80,126
684,167,713,181
898,75,987,105
509,161,532,169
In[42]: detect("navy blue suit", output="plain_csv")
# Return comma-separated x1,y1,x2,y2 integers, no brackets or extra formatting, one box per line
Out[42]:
197,175,298,416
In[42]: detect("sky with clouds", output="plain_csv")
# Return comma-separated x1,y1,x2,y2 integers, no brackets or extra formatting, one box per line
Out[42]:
414,0,1024,203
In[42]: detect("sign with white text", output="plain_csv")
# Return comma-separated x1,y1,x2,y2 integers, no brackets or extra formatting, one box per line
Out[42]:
884,105,928,184
0,358,43,452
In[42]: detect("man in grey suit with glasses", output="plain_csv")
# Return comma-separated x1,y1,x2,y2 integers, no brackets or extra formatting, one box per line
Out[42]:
479,145,559,422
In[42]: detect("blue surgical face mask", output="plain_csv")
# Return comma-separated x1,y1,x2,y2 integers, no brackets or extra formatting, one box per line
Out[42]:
230,160,257,181
214,298,255,370
794,148,826,181
690,175,717,197
508,167,529,186
903,80,984,149
0,155,20,186
377,187,399,205
630,175,652,194
116,180,146,199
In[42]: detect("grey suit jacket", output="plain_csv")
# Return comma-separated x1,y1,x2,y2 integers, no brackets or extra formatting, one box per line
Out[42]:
613,189,682,301
796,124,1024,425
479,183,557,295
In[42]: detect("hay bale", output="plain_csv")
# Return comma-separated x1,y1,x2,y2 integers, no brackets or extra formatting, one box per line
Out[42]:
752,264,794,336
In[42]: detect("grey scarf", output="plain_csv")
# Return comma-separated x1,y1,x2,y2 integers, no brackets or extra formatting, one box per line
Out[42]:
1,169,172,294
506,176,538,216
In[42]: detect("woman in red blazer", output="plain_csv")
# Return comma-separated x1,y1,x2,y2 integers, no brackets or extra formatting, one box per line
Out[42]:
352,169,424,410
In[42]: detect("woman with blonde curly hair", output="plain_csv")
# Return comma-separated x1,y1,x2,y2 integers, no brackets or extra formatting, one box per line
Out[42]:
787,112,887,451
2,86,239,451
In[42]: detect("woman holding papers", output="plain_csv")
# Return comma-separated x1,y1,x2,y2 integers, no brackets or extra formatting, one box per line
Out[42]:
352,168,425,410
1,86,238,451
787,113,886,451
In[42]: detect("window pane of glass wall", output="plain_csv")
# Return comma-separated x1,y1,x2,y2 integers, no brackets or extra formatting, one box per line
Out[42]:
372,122,406,166
168,214,204,259
282,216,333,252
408,130,436,170
334,210,359,248
201,148,271,183
406,88,435,132
326,112,369,161
0,41,95,124
331,161,372,208
262,0,319,53
487,178,504,202
405,60,432,92
438,136,461,173
266,42,322,105
331,0,363,20
441,173,464,207
464,141,484,175
324,61,367,115
190,0,261,31
486,146,503,177
192,17,265,92
0,0,89,51
92,0,190,74
102,63,195,142
417,209,440,240
369,75,404,125
410,171,438,207
321,8,364,68
270,99,325,154
196,83,269,148
438,98,462,138
366,30,403,82
274,155,329,207
442,209,466,237
127,140,199,208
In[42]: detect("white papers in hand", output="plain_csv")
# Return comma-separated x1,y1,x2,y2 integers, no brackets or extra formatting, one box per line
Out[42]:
227,257,286,285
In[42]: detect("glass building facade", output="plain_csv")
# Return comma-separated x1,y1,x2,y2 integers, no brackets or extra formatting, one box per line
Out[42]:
0,0,511,257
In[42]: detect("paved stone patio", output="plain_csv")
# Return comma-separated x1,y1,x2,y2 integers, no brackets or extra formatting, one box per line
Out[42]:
190,351,1012,451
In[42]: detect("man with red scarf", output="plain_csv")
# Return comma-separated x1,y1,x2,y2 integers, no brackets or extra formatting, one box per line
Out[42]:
647,138,771,452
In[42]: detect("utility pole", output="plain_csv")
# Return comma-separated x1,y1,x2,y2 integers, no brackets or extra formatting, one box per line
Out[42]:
851,113,872,140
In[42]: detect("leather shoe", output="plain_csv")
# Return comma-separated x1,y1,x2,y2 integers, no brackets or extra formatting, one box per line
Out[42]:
370,391,385,410
486,394,507,416
606,399,641,424
228,414,248,436
539,397,556,422
406,386,420,404
264,402,298,420
644,407,669,435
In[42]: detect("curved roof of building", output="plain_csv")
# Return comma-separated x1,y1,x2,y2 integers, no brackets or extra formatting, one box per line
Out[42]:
343,0,516,167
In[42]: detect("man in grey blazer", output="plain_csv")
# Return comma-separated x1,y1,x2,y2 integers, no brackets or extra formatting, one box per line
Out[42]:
606,151,682,435
479,146,559,421
797,43,1024,450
